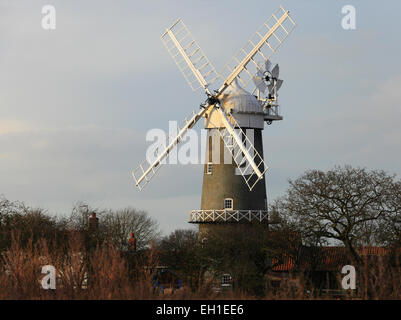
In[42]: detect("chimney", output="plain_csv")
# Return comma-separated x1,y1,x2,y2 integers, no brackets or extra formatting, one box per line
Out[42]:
88,212,99,233
129,232,137,252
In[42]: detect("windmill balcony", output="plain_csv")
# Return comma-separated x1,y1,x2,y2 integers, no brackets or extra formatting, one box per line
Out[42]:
189,210,268,223
234,104,283,122
263,104,283,121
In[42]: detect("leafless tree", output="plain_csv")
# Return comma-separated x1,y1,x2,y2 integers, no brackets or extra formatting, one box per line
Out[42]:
158,229,204,290
100,208,160,251
0,195,25,220
276,165,401,264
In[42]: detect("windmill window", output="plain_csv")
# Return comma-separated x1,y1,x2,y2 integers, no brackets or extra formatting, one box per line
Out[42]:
206,162,213,175
224,198,233,210
221,274,232,287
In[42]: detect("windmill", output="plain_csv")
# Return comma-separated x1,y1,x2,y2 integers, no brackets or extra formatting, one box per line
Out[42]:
132,6,295,234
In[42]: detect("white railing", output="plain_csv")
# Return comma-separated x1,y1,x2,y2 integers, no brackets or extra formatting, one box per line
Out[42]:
190,210,268,223
263,104,283,121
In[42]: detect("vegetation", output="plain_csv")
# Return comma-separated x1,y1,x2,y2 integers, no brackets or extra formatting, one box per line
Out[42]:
274,166,401,264
0,165,401,299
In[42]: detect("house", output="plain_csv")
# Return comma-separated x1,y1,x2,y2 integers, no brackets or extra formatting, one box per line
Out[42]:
267,244,397,297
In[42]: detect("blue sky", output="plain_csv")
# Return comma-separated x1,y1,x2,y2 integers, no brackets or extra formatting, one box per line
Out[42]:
1,0,401,234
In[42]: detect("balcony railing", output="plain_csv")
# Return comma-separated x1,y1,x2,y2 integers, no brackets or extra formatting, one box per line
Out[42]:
189,210,268,223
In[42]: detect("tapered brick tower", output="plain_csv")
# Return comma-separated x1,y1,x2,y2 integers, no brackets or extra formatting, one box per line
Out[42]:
189,81,281,236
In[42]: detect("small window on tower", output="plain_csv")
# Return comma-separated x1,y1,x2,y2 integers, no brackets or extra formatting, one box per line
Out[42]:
221,274,232,287
206,162,213,175
224,198,233,210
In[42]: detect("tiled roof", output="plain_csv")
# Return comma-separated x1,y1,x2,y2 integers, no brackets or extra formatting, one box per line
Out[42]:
298,246,350,271
271,246,393,272
271,254,296,271
357,247,389,256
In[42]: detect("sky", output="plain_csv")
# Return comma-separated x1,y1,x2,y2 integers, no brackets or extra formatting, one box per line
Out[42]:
1,0,401,235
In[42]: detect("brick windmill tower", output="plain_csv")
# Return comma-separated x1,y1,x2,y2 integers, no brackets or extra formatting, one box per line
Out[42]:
132,6,296,236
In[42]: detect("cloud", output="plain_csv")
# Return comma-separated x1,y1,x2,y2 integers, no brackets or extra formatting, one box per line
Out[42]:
0,124,141,203
1,0,401,235
0,122,203,234
0,119,31,135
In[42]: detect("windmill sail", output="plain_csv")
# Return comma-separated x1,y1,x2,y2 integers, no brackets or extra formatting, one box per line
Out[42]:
252,69,267,92
132,7,295,191
132,108,206,190
271,64,280,79
217,107,268,191
161,19,220,92
219,6,295,94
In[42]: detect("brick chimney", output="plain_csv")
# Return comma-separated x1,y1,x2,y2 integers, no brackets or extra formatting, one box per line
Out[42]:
88,212,99,233
129,232,137,252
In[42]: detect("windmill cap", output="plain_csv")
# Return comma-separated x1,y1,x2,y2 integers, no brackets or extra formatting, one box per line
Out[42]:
219,79,263,115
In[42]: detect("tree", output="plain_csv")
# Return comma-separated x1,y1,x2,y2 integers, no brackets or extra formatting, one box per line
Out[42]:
158,229,205,290
0,195,25,222
0,195,68,249
265,205,302,272
200,223,271,295
277,165,401,263
100,208,160,251
68,202,107,232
